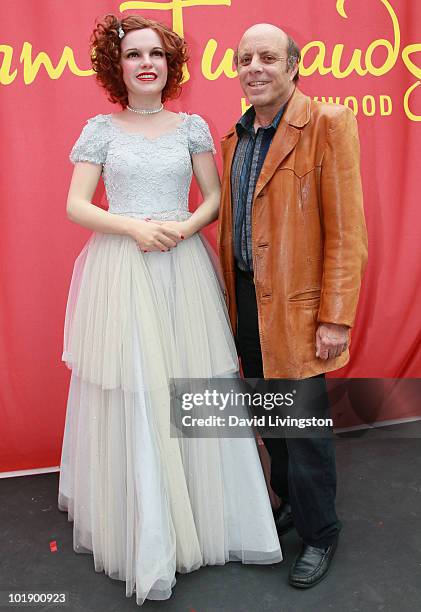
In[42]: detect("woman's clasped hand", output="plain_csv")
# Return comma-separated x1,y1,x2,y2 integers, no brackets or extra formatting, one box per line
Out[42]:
128,218,186,251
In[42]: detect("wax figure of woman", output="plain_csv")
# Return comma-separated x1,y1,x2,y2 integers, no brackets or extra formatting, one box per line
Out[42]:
58,14,281,605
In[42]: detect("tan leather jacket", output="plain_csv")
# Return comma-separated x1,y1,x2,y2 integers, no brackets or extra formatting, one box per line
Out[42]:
218,87,368,379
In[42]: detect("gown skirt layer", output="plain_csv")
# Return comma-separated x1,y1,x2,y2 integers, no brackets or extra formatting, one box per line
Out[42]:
58,231,282,605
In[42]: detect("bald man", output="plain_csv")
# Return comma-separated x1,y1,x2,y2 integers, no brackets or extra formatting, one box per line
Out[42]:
218,25,367,588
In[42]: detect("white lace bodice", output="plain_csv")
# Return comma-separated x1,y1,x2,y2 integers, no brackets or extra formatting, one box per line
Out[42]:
69,113,215,220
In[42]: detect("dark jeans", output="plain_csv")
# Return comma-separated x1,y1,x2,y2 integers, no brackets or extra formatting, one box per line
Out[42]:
235,266,341,548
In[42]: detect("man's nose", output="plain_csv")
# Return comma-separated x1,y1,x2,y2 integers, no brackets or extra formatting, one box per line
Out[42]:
248,55,263,72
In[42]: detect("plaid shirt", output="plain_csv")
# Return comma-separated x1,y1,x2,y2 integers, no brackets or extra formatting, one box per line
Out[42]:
231,104,285,272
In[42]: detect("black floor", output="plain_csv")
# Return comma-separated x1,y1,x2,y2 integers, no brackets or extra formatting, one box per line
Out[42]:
1,424,421,612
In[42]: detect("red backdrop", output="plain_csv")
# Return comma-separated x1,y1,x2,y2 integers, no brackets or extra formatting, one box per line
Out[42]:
1,0,420,473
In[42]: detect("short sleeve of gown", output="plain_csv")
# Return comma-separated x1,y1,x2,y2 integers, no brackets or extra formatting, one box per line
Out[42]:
69,115,110,165
187,114,216,155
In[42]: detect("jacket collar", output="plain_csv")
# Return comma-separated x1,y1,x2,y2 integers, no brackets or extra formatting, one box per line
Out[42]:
235,102,286,136
222,86,310,140
283,86,311,128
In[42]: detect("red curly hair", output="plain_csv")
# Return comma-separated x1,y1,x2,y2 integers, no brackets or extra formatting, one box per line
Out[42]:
90,14,188,106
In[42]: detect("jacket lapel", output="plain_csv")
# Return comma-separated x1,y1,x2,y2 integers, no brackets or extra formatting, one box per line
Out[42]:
254,123,300,196
219,127,238,250
254,87,311,197
221,127,238,193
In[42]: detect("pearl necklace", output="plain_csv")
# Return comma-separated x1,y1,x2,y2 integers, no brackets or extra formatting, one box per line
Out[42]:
126,103,164,115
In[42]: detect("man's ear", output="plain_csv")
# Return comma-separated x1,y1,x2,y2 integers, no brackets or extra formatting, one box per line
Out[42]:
289,63,298,81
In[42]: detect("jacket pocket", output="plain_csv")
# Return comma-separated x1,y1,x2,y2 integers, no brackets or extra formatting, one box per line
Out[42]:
288,299,320,364
288,288,321,305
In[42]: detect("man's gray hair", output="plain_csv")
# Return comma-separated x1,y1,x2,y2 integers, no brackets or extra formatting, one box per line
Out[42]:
287,34,301,82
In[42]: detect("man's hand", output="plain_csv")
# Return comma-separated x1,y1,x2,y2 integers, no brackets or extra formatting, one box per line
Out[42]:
316,323,349,360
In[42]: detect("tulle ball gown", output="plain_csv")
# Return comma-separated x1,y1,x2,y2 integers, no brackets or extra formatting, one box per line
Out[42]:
58,112,282,605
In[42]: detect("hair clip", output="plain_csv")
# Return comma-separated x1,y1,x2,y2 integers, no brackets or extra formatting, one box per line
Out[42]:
118,25,125,39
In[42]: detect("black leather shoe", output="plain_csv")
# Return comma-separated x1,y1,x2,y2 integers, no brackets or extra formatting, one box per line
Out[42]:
288,537,338,588
273,501,294,535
